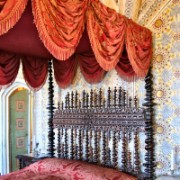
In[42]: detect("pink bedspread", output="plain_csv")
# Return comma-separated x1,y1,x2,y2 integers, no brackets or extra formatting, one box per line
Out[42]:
0,158,137,180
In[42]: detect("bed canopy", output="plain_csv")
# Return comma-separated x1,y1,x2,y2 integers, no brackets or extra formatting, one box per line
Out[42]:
0,0,152,90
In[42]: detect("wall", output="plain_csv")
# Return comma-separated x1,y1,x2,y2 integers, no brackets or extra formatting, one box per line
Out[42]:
33,0,180,177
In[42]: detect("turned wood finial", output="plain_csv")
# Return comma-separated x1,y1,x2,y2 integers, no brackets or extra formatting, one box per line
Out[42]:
118,87,122,107
67,92,70,109
65,95,67,109
103,99,106,108
75,91,78,109
129,96,132,108
58,101,60,110
107,87,111,108
86,93,89,108
114,87,117,108
122,90,126,107
61,101,64,110
79,100,81,109
71,91,74,109
99,88,102,108
134,96,138,108
94,92,98,108
82,90,86,108
90,89,93,108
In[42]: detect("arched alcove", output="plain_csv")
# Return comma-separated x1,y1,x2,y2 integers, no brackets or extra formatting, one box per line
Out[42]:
0,82,33,175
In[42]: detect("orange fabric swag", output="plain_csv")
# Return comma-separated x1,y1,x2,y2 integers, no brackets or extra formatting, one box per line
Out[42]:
32,0,88,61
0,0,28,36
32,0,152,78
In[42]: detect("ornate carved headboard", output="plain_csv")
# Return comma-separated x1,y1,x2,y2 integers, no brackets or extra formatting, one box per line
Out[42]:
47,60,155,180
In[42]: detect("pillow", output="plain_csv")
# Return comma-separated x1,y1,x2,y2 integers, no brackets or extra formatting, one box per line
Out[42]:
28,158,137,180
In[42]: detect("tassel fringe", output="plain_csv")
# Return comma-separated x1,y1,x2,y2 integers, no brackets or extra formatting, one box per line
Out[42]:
0,0,28,36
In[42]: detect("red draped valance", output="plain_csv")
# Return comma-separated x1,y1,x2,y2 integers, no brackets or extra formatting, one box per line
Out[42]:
0,0,152,90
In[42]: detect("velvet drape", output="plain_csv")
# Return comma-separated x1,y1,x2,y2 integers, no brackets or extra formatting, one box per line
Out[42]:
21,56,48,90
0,51,20,89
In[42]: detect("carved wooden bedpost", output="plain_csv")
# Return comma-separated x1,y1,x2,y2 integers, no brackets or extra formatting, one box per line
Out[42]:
47,60,55,157
143,69,155,180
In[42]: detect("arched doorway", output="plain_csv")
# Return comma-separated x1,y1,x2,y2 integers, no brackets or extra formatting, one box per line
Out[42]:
0,82,33,174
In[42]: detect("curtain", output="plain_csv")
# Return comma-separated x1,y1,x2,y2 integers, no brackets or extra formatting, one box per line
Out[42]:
115,46,135,79
0,0,28,35
126,19,152,77
78,52,106,83
0,51,20,88
53,55,78,89
32,0,88,61
21,56,48,91
87,0,126,71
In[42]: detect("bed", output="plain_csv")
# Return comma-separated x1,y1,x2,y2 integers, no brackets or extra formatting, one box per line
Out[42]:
0,61,155,180
0,0,155,179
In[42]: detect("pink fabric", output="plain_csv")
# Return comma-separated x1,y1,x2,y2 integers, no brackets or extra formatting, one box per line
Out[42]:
1,158,137,180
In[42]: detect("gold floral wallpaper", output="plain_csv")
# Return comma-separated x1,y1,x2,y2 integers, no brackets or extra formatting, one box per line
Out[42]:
34,0,180,177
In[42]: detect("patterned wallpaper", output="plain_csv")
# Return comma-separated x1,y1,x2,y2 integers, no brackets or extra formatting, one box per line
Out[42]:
33,0,180,177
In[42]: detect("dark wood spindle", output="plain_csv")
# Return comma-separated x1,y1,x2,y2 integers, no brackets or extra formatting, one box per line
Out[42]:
71,91,74,109
121,131,126,171
93,129,98,163
112,131,118,169
64,128,68,159
134,131,140,174
114,87,117,108
47,60,55,157
75,91,78,109
90,89,93,108
143,69,155,180
107,87,111,108
101,130,106,166
118,87,122,107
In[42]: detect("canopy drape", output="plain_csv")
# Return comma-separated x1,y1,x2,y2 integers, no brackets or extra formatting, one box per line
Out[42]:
0,0,152,90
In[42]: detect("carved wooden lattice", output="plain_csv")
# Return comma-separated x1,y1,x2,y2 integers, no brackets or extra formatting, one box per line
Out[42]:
52,86,152,179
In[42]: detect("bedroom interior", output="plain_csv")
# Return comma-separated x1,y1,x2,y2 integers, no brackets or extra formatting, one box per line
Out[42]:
0,0,179,180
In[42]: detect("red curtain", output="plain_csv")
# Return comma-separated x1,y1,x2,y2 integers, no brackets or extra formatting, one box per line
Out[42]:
78,52,106,84
21,56,48,91
0,51,20,88
53,55,78,89
115,46,135,79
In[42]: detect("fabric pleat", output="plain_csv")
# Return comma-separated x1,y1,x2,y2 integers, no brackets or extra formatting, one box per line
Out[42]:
32,0,88,61
53,55,78,89
21,56,48,91
78,52,106,84
0,51,20,89
0,0,28,35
